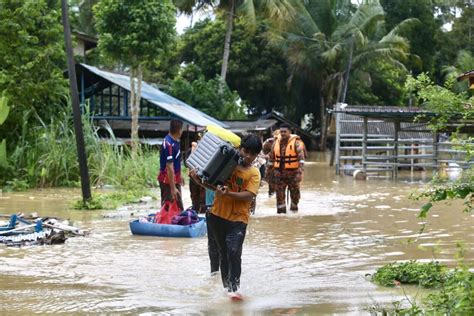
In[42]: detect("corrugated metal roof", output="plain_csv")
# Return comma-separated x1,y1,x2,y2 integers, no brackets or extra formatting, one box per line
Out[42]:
340,113,432,139
334,105,434,121
80,64,227,128
221,119,278,133
96,119,206,133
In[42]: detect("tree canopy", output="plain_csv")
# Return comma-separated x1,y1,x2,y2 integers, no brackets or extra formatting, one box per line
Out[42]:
0,0,67,142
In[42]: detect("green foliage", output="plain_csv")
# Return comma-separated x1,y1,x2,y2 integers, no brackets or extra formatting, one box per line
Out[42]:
372,256,474,314
176,17,290,116
433,5,473,84
1,106,160,191
266,0,413,146
5,109,83,188
73,189,152,210
372,260,447,288
3,178,30,192
94,0,176,68
424,264,474,314
381,0,439,74
347,60,409,106
406,73,474,219
366,300,423,315
0,93,9,167
0,92,9,125
412,171,474,216
405,73,474,131
166,71,247,120
442,50,474,94
0,0,68,143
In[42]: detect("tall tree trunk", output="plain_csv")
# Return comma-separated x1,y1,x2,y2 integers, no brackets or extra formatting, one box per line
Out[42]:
130,65,141,152
319,96,327,152
219,0,235,94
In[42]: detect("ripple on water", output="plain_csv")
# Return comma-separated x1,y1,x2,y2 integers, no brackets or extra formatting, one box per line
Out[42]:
0,165,473,314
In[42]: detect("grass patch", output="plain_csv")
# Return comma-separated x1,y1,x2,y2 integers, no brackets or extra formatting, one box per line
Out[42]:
372,260,446,288
371,260,474,314
73,189,154,210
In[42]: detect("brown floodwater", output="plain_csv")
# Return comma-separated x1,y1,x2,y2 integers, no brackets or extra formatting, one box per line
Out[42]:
0,153,472,315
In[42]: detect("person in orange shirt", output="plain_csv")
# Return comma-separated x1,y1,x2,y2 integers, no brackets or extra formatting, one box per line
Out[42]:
190,134,262,299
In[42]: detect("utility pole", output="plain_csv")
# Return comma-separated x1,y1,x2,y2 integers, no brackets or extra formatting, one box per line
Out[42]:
341,35,355,103
61,0,92,202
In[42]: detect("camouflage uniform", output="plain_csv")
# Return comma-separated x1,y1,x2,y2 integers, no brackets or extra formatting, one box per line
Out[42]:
262,137,276,196
189,177,206,213
270,137,305,213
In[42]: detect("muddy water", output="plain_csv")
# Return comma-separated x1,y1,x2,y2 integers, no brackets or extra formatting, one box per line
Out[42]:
0,153,472,315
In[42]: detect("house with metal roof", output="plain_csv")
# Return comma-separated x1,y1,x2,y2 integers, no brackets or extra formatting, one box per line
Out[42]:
74,63,226,146
332,104,473,178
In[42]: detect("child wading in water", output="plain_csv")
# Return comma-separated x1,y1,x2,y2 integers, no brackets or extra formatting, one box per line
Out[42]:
190,134,262,300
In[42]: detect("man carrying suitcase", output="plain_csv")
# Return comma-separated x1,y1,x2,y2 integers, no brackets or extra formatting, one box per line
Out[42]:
158,119,184,210
269,123,306,213
190,134,262,300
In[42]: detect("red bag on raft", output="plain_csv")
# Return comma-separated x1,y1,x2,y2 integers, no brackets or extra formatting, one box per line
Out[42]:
155,200,181,225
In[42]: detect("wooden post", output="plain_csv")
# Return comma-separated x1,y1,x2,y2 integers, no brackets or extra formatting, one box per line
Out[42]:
61,0,91,202
394,121,400,180
335,103,342,175
362,116,368,174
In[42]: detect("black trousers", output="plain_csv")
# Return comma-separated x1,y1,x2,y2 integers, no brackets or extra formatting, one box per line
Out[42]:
206,211,220,273
207,213,247,292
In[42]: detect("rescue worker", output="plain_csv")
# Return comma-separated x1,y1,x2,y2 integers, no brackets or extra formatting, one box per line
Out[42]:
262,129,280,197
269,123,305,213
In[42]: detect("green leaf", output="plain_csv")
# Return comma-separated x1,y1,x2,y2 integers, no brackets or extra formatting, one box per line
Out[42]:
457,187,471,199
0,94,10,125
419,202,433,218
0,139,7,167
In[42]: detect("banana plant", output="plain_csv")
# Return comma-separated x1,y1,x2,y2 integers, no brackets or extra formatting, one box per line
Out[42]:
0,93,10,167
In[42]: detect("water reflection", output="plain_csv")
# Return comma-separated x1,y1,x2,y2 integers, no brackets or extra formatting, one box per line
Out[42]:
0,155,472,314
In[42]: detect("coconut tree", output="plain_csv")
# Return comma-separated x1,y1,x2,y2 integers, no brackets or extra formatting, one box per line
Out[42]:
267,0,415,150
174,0,294,85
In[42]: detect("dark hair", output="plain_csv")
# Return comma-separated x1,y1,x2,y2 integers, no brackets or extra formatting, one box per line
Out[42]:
170,119,183,134
280,123,292,131
241,134,262,155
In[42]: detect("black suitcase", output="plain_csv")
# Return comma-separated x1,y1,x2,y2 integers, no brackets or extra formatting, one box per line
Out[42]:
186,132,241,186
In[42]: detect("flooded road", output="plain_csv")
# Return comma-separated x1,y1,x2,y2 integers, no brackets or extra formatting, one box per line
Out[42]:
0,153,473,315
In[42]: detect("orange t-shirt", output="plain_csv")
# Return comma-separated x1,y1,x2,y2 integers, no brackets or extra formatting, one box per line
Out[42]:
210,165,260,224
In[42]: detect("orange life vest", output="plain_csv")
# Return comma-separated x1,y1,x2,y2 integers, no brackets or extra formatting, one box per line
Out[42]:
273,135,299,169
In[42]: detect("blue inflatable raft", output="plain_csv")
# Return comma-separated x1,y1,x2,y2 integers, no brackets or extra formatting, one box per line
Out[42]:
129,217,207,238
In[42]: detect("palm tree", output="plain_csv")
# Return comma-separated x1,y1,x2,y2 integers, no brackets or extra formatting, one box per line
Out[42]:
174,0,293,85
267,0,415,150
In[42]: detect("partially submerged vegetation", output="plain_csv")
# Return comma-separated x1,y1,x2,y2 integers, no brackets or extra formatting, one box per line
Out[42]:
370,259,474,314
372,260,446,288
73,189,153,210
